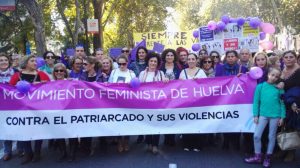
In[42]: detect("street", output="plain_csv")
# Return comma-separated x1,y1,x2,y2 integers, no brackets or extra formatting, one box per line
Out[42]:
0,137,299,168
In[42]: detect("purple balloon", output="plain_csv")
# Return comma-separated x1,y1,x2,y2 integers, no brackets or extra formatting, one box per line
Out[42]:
249,67,263,79
237,17,245,26
249,17,261,29
207,21,217,30
192,43,201,51
193,30,199,38
221,15,230,24
217,21,226,31
259,32,266,40
36,57,45,68
130,77,140,89
16,81,31,93
229,18,237,23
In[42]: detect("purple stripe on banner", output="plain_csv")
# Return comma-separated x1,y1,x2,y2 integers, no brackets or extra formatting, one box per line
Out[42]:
0,75,256,110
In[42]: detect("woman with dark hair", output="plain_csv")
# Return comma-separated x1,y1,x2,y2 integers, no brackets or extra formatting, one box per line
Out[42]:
128,46,148,143
129,46,148,77
280,50,300,162
176,47,188,70
179,53,207,152
198,49,208,62
209,51,221,67
39,51,58,79
161,49,180,80
109,54,136,153
69,56,83,79
160,48,180,146
200,56,215,77
139,52,168,154
9,55,50,164
215,50,247,151
0,53,20,162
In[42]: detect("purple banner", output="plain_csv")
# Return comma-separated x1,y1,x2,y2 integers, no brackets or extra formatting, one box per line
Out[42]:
0,75,256,111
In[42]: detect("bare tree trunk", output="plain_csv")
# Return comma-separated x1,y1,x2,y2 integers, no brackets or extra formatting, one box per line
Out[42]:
93,0,120,49
74,0,81,45
19,0,46,56
56,0,75,46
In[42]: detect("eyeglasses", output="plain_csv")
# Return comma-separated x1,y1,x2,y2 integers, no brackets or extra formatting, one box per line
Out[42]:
54,69,64,73
203,61,212,64
118,63,127,66
121,50,129,53
46,56,54,59
83,63,88,66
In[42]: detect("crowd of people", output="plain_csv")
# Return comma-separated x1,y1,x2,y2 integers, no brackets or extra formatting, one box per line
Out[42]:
0,45,300,167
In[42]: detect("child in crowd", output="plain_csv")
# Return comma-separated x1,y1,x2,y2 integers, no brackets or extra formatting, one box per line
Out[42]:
245,68,286,168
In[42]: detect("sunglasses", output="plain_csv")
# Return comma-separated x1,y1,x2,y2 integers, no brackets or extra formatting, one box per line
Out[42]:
211,55,220,58
121,50,129,53
83,63,88,66
203,61,212,64
54,69,64,73
118,63,127,66
46,56,54,59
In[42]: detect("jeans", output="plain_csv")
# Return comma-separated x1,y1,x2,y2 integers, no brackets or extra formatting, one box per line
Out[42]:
254,116,279,154
22,140,43,154
3,141,23,155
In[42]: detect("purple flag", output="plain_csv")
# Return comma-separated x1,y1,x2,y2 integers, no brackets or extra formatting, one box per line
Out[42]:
109,48,122,59
66,48,75,56
130,39,146,61
152,42,165,54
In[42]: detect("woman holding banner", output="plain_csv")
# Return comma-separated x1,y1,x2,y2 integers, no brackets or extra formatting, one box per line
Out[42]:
139,52,168,154
0,53,20,161
179,53,207,152
109,54,136,153
79,56,105,157
51,63,69,161
215,50,248,151
160,49,180,146
9,55,50,164
128,46,148,144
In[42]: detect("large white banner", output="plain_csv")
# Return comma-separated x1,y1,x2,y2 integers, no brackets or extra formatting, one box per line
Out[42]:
0,105,254,141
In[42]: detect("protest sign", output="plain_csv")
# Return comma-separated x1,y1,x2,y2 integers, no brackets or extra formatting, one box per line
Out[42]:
199,23,260,55
133,30,198,49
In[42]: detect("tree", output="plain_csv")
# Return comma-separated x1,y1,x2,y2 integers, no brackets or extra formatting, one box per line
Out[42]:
19,0,47,56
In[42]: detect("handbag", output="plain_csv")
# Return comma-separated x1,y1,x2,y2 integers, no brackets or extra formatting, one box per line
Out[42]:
277,131,300,150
